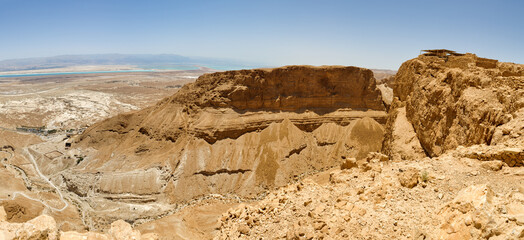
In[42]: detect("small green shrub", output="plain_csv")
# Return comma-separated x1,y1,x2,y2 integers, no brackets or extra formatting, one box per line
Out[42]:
76,156,84,164
421,171,429,182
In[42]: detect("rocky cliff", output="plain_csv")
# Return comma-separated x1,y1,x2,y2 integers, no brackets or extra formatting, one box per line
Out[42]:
394,53,524,157
216,54,524,240
59,65,387,227
173,65,384,111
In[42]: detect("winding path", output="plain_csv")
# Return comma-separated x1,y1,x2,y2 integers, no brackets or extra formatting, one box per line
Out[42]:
0,147,69,212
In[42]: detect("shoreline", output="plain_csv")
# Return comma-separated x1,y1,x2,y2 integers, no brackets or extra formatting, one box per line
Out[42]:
0,69,159,78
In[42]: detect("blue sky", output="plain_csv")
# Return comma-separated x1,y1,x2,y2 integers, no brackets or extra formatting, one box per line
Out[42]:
1,0,523,69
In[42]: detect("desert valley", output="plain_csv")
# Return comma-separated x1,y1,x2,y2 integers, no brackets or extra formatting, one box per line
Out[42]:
0,50,522,240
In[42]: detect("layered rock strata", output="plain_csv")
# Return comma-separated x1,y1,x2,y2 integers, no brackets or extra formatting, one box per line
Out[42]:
63,65,386,226
394,53,523,157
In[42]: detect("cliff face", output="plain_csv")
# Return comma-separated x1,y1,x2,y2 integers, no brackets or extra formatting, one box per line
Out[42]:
171,66,384,111
215,54,524,240
394,54,524,157
68,65,386,210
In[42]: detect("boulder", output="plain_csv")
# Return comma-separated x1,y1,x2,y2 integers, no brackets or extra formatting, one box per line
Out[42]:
0,215,58,240
398,168,419,188
437,184,524,239
110,220,141,240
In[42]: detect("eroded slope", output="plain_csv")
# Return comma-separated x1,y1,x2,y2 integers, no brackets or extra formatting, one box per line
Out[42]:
59,65,387,228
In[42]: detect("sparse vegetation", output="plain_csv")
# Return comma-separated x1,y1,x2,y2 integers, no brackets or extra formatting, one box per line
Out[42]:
16,126,46,134
421,170,429,182
46,129,57,134
76,156,85,164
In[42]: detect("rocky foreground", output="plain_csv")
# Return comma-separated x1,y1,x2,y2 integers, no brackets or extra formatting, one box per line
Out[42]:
216,53,524,239
217,152,524,239
1,52,523,239
0,207,156,240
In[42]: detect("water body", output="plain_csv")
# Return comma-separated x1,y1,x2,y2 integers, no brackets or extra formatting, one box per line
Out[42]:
0,64,269,78
0,70,155,78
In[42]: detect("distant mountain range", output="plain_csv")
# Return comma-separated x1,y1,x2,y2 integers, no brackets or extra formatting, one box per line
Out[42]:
0,54,267,71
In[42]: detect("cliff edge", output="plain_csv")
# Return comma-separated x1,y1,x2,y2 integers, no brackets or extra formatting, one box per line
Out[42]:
64,65,387,222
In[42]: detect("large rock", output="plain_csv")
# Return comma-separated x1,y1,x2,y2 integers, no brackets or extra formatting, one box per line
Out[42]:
437,184,524,239
0,214,58,240
398,168,419,188
109,220,141,240
0,216,154,240
394,53,524,156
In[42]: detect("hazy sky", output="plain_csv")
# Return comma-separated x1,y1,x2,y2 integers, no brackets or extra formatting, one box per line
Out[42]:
1,0,523,69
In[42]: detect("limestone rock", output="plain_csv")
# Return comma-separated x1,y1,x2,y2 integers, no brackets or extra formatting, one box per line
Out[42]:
0,230,12,240
394,53,523,156
0,207,6,222
382,100,426,161
435,184,524,239
377,83,393,107
480,160,504,171
72,65,388,204
398,168,419,188
340,157,357,170
437,185,495,239
0,215,151,240
365,152,389,162
173,65,385,112
110,220,141,240
216,147,524,239
455,144,523,167
491,108,524,151
58,218,155,240
0,215,58,240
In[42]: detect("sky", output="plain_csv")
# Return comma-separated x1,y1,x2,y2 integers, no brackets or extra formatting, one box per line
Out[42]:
1,0,523,69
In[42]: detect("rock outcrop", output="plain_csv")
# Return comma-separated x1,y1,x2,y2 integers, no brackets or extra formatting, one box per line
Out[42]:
0,211,58,240
173,65,385,112
394,53,523,157
0,206,155,240
437,184,524,239
63,65,387,226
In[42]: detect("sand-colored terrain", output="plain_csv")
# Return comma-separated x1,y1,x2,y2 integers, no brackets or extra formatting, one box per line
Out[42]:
1,52,522,240
0,70,211,130
0,70,213,236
